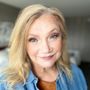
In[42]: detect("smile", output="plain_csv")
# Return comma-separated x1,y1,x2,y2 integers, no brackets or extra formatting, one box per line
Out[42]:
39,54,55,61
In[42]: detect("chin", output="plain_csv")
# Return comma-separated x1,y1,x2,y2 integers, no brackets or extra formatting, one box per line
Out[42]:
40,62,55,69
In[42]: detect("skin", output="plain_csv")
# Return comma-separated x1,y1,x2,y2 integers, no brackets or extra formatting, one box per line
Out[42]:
26,14,63,81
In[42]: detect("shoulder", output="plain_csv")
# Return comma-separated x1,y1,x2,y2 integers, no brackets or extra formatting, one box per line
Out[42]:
71,63,87,90
71,63,82,74
71,63,85,79
0,50,9,89
0,72,6,90
0,60,8,89
0,82,6,90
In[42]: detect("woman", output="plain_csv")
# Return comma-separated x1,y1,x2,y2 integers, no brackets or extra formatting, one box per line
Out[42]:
0,4,87,90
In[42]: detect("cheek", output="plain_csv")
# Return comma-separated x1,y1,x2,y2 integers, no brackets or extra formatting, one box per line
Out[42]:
26,44,38,57
52,40,62,52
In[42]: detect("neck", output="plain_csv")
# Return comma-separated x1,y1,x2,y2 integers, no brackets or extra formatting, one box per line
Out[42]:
32,65,58,82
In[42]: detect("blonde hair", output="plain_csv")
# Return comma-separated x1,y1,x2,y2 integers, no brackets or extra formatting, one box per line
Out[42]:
4,4,71,86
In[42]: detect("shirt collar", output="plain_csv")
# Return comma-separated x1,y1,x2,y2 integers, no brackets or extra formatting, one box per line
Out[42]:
26,68,69,84
26,70,38,83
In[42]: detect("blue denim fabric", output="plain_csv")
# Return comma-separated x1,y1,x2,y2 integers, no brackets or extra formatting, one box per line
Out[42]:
0,64,87,90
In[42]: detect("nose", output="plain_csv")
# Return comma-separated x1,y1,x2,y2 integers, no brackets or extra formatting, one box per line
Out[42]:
39,40,52,53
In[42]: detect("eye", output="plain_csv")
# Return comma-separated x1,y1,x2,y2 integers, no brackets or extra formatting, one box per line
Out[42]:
28,37,38,43
50,33,60,40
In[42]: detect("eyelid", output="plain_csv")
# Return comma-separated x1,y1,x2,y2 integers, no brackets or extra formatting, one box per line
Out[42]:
49,32,62,40
50,32,61,37
28,37,38,42
51,32,60,35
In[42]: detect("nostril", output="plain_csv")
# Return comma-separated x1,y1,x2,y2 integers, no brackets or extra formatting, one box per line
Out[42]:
41,46,53,54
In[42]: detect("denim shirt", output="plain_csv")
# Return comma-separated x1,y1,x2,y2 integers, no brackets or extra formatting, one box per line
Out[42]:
0,64,87,90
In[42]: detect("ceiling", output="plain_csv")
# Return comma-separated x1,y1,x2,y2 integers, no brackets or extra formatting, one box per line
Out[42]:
0,0,90,17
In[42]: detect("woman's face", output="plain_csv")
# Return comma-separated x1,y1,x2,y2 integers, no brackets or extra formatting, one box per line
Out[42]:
26,14,63,69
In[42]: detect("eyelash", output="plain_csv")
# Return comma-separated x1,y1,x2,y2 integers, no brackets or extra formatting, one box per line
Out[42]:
28,38,37,42
28,33,60,43
50,33,60,39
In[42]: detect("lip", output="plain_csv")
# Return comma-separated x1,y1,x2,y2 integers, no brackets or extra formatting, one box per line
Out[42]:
39,54,54,60
38,52,55,57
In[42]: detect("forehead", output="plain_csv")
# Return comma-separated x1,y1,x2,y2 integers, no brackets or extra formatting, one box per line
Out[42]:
28,14,60,35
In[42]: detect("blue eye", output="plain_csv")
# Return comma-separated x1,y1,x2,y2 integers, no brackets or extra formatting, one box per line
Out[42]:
28,38,38,43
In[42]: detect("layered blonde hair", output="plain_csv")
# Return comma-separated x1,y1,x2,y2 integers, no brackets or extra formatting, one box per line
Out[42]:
5,4,71,86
